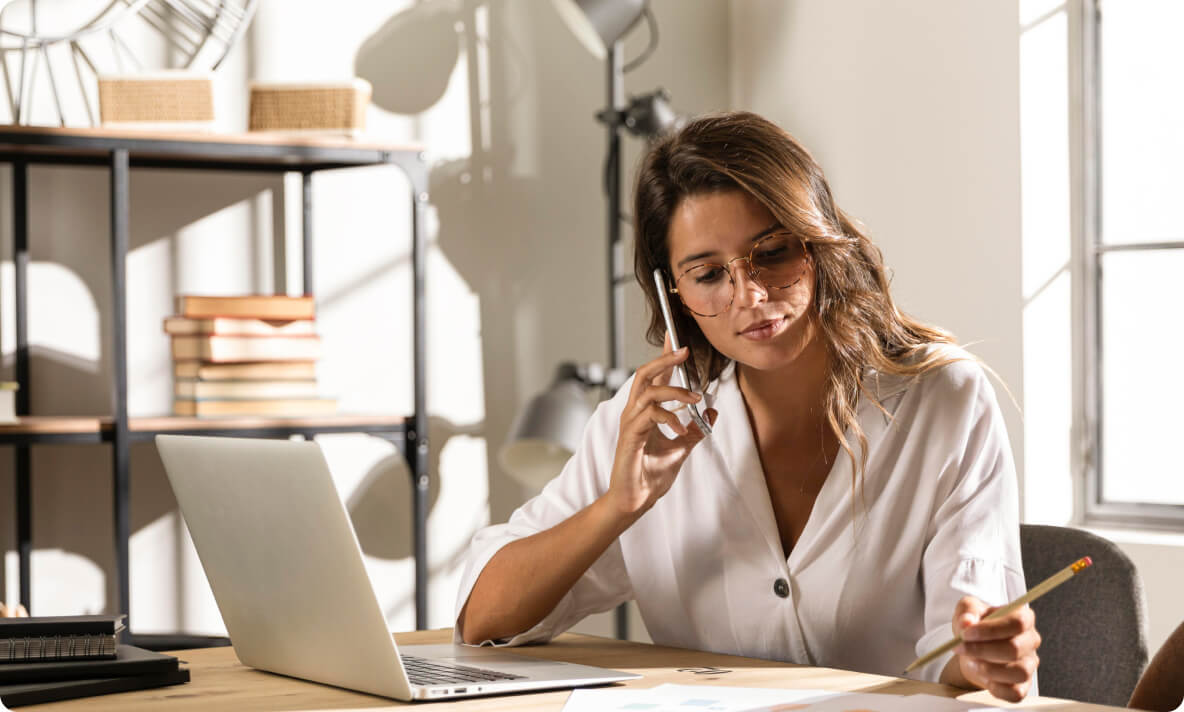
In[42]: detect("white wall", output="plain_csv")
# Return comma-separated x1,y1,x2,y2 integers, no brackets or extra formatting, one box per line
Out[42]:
729,1,1025,492
0,0,730,640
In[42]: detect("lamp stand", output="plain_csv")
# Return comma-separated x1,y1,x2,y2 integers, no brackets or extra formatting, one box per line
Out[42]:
606,42,627,375
604,41,630,642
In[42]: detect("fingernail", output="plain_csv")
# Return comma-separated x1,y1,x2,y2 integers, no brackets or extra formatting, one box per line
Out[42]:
692,392,702,401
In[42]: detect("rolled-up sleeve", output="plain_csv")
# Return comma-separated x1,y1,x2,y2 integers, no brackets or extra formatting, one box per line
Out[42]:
914,364,1028,686
453,385,634,646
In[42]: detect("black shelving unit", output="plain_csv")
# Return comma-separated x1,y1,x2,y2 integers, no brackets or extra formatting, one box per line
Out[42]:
0,126,431,641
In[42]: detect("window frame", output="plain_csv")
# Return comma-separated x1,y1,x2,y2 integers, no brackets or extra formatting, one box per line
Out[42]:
1077,0,1184,528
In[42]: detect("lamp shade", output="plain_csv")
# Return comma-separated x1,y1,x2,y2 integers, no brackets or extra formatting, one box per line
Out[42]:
499,365,594,489
551,0,647,59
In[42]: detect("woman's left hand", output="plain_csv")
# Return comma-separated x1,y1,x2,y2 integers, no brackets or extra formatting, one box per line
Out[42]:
945,596,1041,702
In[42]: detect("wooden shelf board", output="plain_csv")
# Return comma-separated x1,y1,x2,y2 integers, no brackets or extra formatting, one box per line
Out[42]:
133,414,406,432
0,415,104,434
0,125,424,168
0,414,405,436
0,124,421,151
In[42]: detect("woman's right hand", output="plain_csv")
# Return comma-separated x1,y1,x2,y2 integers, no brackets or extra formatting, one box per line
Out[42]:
605,343,716,518
461,341,714,645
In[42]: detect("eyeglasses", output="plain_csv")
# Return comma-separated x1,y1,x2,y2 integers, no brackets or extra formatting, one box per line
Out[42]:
670,231,809,317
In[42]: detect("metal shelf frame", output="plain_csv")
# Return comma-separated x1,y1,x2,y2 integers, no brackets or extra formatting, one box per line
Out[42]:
0,128,431,634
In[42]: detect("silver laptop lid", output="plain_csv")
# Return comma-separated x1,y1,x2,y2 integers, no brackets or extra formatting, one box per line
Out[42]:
156,435,411,700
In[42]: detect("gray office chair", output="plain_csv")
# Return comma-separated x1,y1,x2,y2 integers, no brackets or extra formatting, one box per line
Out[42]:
1020,524,1148,707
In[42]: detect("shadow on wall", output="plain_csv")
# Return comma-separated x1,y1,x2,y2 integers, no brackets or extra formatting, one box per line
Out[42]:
346,414,467,560
357,0,609,526
345,415,480,622
0,164,278,613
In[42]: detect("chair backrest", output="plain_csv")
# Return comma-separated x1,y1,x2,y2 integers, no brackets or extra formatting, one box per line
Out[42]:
1020,524,1148,707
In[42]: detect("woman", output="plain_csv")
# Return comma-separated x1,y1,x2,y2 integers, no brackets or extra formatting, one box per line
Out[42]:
455,112,1040,701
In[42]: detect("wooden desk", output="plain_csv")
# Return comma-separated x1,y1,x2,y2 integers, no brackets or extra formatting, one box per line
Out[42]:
22,630,1125,711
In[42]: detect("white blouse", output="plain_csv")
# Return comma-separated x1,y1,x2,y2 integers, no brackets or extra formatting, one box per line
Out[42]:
454,346,1026,683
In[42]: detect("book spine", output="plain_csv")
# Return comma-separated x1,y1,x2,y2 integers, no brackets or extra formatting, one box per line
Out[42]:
0,634,117,663
164,316,315,336
175,295,315,320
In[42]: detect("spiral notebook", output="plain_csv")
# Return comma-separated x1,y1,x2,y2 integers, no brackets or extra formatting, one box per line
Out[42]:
0,616,125,663
0,646,177,684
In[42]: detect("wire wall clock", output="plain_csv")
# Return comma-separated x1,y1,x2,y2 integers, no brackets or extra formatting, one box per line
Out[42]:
0,0,257,126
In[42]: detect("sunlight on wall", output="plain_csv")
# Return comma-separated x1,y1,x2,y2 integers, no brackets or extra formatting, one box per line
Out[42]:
323,433,412,630
430,434,490,622
129,512,179,632
1019,4,1074,525
418,24,472,164
310,431,489,632
424,252,484,426
1,261,101,365
1020,0,1067,26
5,550,104,614
173,201,260,295
127,237,174,416
1021,272,1073,524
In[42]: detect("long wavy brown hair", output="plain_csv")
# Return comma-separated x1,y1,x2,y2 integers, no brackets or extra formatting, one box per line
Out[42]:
633,111,960,487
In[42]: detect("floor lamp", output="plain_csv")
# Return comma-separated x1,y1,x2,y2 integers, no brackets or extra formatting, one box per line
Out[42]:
500,0,682,641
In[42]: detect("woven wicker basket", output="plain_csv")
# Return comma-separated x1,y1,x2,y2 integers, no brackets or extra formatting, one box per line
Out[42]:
248,79,371,135
98,72,214,128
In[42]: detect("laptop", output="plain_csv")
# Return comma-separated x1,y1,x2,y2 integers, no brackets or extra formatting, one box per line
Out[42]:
155,434,639,701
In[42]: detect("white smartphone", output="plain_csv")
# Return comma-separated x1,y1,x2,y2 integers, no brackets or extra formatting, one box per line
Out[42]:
652,268,712,435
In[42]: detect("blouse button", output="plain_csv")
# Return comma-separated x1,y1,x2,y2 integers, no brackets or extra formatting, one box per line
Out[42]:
773,577,790,599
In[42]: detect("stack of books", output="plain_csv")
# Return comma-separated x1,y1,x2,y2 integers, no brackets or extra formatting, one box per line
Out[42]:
0,615,189,706
166,295,336,418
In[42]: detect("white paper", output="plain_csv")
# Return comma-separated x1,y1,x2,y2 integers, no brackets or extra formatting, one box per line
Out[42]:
561,687,1004,712
784,693,921,712
561,689,665,712
563,685,835,712
651,684,838,710
901,694,1004,711
785,693,1003,711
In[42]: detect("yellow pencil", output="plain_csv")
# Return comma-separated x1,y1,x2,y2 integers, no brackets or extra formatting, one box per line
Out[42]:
903,556,1093,675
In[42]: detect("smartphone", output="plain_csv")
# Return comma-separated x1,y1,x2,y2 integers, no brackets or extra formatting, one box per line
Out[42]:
652,268,712,435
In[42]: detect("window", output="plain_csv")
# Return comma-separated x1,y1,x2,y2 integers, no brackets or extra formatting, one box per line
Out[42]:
1082,0,1184,525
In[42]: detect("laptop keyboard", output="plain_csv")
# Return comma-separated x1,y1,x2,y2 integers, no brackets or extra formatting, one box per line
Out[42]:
400,654,527,687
